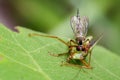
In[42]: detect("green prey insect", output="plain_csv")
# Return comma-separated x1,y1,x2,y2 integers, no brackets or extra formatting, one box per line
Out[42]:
29,10,103,69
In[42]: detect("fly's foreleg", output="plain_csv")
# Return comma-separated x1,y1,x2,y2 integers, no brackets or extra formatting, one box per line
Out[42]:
29,33,69,46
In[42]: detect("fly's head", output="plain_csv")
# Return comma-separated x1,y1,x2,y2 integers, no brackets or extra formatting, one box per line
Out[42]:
70,9,89,45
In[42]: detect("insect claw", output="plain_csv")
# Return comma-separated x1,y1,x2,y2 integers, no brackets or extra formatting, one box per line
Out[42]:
49,52,68,57
28,33,33,37
60,61,66,66
49,53,59,57
77,8,80,17
82,66,93,69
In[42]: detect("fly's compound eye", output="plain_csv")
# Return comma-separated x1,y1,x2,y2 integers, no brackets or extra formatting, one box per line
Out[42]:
76,46,82,51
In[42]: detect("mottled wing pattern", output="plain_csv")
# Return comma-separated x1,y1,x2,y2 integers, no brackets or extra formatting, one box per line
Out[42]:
70,15,89,38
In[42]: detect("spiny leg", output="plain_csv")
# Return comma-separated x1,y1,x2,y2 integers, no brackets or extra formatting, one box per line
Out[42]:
86,33,103,67
49,44,76,58
61,61,83,69
80,59,92,69
88,50,92,65
49,52,68,57
66,51,77,62
82,36,93,68
29,33,80,58
61,52,92,69
70,40,77,45
61,61,91,69
60,54,92,69
29,33,78,49
29,33,69,46
61,62,92,69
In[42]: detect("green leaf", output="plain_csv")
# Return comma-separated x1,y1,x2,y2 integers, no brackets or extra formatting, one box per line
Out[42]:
0,24,120,80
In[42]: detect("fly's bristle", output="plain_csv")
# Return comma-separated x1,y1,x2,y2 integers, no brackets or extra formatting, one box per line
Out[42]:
77,9,79,17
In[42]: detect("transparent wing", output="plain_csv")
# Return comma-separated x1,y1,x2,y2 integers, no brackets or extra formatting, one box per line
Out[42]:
70,16,89,38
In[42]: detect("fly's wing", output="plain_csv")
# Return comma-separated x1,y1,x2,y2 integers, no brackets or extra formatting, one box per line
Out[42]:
70,16,89,38
80,16,89,36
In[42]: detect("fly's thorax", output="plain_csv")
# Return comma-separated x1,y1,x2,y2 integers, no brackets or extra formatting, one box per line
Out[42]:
75,37,85,45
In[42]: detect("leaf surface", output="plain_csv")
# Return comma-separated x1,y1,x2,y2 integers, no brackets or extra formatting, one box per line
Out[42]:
0,24,120,80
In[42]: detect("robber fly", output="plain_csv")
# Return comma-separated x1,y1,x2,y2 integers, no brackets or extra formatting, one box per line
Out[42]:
29,9,103,69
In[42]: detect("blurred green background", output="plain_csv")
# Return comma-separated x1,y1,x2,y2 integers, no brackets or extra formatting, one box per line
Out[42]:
0,0,120,55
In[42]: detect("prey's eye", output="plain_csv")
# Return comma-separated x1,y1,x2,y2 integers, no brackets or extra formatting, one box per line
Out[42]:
76,46,82,51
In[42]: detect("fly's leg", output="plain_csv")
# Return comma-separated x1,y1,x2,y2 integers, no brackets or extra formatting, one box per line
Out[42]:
67,39,77,48
61,61,92,69
29,33,78,48
66,54,72,62
80,34,103,68
29,33,78,57
87,33,103,66
60,52,92,69
80,59,92,69
88,50,92,65
66,47,77,61
61,61,82,68
82,37,92,66
29,33,69,46
70,40,77,45
82,36,93,68
49,44,76,57
49,52,68,57
29,33,71,57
